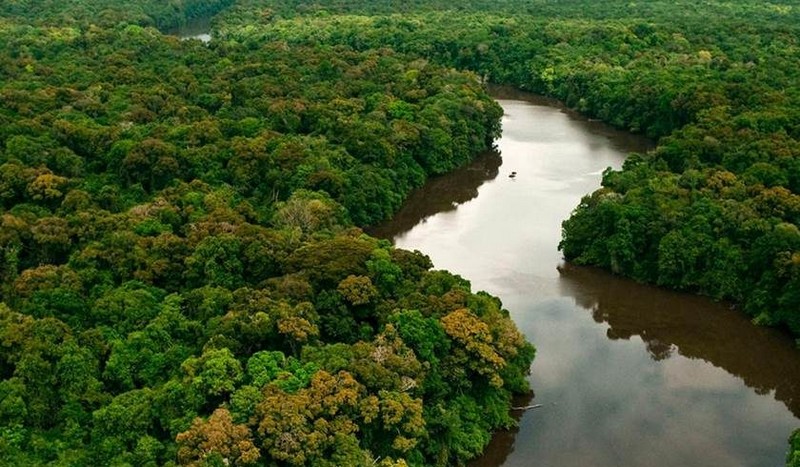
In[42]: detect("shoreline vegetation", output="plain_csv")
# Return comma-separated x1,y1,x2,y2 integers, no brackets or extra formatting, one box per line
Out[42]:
211,1,800,342
0,2,532,466
2,0,799,465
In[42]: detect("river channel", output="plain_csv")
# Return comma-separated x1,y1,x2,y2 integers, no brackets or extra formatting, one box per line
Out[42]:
371,89,800,466
166,19,800,462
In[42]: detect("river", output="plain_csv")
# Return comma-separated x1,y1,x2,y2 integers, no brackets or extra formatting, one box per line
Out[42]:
167,20,800,460
371,88,800,466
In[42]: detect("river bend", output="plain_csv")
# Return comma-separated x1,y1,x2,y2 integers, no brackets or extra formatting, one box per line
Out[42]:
372,89,800,467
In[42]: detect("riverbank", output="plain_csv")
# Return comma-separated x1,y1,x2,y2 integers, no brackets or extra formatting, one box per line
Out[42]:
373,92,800,466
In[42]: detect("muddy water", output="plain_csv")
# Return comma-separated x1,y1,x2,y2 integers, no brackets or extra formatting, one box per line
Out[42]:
371,90,800,466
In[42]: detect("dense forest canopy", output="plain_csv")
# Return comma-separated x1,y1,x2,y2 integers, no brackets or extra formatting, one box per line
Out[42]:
0,0,236,29
207,0,800,337
3,0,800,464
792,429,800,467
0,1,533,466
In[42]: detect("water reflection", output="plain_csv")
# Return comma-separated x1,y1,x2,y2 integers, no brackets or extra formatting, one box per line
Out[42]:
469,392,534,467
489,85,656,154
367,149,501,239
372,91,800,466
557,263,800,418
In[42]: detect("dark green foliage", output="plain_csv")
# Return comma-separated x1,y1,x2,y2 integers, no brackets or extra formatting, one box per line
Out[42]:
10,0,800,462
200,1,800,456
0,0,236,30
0,2,531,466
232,1,800,339
789,429,800,467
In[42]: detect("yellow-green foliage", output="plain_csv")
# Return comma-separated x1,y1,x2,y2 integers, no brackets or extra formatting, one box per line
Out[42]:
0,2,526,466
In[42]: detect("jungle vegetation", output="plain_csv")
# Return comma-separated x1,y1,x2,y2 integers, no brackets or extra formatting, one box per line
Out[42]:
0,2,531,466
209,0,800,339
3,0,800,465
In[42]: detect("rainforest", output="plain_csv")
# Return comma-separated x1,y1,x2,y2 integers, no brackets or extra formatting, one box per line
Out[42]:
1,0,799,466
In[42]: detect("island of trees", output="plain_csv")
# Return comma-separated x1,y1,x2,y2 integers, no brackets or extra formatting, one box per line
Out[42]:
2,0,800,465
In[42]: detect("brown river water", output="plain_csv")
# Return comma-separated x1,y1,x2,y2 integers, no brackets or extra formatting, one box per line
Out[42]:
371,89,800,466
